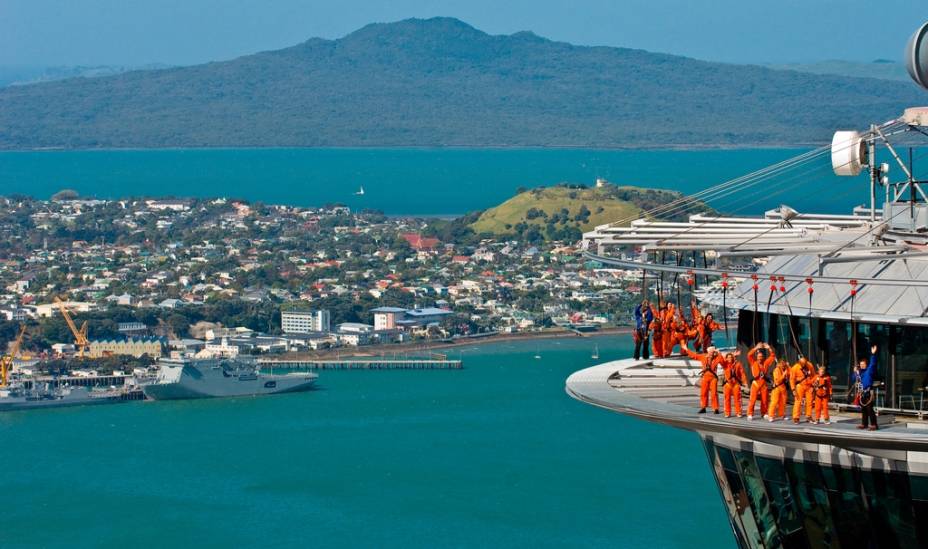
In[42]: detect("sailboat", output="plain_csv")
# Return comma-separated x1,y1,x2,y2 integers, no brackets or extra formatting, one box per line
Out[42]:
534,345,541,360
591,345,599,360
354,185,365,196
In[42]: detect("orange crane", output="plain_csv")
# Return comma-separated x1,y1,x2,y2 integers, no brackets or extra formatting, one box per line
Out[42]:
1,325,26,387
54,296,89,359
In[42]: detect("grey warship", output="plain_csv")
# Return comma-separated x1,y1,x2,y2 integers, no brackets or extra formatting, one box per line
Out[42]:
0,383,133,412
142,357,317,400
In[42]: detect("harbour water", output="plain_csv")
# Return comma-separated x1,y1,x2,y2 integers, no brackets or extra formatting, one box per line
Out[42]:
0,147,856,216
0,338,732,548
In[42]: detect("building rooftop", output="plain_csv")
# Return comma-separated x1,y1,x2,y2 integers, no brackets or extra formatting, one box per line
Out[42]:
370,306,407,313
405,307,452,317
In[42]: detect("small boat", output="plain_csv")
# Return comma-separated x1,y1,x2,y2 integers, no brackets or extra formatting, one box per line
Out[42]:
354,185,365,196
592,345,599,360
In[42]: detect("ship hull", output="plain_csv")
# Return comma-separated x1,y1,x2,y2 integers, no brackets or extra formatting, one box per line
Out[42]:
143,361,317,400
0,388,128,412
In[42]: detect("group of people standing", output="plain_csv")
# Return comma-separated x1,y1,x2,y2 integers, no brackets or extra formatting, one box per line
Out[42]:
633,299,721,360
632,298,881,430
684,342,836,425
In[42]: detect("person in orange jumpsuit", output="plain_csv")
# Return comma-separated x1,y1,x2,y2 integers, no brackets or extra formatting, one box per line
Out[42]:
789,356,816,424
768,359,790,422
697,313,722,353
683,343,722,414
649,305,665,358
811,364,833,424
746,342,775,420
721,351,746,417
661,303,677,357
690,300,704,351
668,319,697,356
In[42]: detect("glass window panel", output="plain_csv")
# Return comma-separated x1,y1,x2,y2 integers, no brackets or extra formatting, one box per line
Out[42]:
910,475,928,502
864,470,918,549
825,321,852,390
755,456,806,547
912,500,928,547
705,441,758,549
785,460,838,549
735,450,782,548
824,465,873,548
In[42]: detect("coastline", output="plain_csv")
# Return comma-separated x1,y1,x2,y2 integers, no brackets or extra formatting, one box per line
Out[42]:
0,143,818,153
274,327,632,360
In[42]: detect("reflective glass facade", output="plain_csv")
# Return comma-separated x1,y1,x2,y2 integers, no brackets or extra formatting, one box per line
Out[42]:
704,437,928,548
735,311,928,410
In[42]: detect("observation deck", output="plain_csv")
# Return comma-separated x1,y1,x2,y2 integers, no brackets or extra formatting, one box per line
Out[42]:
565,356,928,457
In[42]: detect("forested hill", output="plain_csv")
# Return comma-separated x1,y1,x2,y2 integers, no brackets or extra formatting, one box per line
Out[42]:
0,17,923,150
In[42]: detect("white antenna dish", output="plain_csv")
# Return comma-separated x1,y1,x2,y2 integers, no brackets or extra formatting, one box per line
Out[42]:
831,130,868,176
906,21,928,91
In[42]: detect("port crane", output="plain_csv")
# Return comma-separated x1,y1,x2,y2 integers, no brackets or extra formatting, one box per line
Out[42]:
54,296,89,358
0,325,26,387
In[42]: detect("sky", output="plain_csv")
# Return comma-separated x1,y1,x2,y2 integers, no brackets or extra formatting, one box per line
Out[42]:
1,0,926,67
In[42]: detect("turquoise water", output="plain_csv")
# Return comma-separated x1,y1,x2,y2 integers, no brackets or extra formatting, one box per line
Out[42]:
0,338,732,548
0,148,861,215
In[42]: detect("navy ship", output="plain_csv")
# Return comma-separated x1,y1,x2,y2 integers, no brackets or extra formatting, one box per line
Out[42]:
142,357,317,400
0,383,135,412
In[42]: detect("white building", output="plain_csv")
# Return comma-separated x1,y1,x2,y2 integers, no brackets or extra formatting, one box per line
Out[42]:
200,338,240,358
371,307,406,331
281,309,331,334
336,322,373,346
35,301,95,318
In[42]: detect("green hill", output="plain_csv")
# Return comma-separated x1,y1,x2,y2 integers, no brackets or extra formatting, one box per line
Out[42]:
0,17,924,150
470,184,712,240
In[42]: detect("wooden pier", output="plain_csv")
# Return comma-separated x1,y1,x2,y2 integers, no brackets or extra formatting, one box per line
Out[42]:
258,355,463,371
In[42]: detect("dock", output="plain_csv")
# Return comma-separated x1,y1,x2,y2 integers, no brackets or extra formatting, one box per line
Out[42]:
258,354,463,370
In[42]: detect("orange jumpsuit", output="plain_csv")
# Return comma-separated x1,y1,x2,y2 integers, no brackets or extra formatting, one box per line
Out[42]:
649,317,664,358
668,323,697,356
790,361,815,422
690,305,704,351
684,346,722,411
722,358,746,417
768,364,790,420
661,304,676,357
697,317,722,353
811,374,833,422
747,353,774,418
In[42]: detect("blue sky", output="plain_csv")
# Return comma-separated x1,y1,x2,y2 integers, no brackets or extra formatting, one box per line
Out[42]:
2,0,926,67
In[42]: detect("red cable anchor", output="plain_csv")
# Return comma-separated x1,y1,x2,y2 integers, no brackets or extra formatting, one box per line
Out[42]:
849,279,858,296
805,277,814,295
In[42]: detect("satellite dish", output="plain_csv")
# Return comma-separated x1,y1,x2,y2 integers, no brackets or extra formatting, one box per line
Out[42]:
906,21,928,91
831,131,868,176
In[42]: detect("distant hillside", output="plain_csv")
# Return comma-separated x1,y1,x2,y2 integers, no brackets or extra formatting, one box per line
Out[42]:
470,184,713,241
0,17,924,150
766,60,909,82
0,64,173,88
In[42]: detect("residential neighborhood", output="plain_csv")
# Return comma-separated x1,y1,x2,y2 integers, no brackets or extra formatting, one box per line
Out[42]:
0,195,640,364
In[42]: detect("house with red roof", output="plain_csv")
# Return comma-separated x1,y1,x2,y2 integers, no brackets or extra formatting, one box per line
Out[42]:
401,233,440,252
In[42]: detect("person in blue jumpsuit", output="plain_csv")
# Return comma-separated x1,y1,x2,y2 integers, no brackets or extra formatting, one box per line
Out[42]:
633,299,653,360
854,344,879,431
